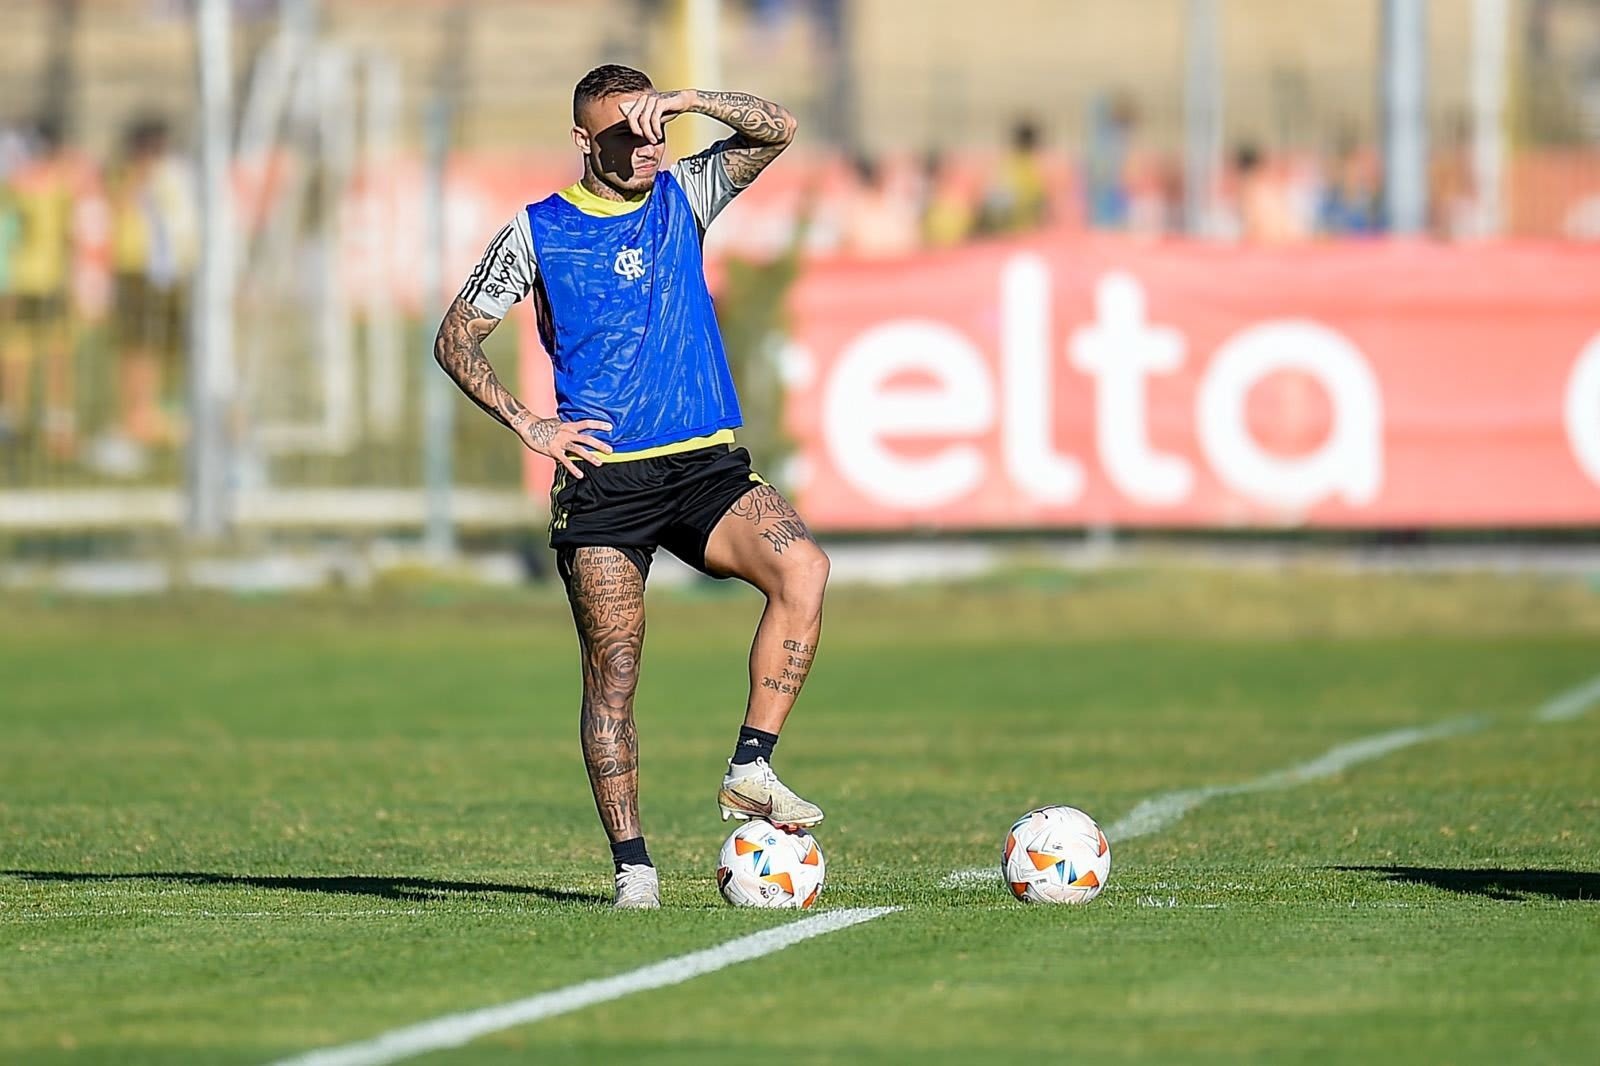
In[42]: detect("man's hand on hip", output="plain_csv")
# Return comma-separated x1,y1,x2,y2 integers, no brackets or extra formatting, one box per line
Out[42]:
520,416,613,479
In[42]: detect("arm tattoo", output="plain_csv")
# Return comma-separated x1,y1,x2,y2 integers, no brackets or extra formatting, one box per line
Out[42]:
690,90,796,187
432,296,536,436
567,547,647,841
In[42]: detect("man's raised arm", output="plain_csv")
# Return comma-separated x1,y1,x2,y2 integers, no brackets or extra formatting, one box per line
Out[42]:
684,90,796,186
623,89,797,188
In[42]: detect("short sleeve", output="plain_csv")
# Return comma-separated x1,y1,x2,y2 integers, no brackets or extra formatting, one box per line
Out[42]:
669,138,745,235
457,213,537,319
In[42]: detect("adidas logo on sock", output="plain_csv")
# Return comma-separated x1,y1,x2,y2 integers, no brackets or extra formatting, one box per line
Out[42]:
741,737,761,747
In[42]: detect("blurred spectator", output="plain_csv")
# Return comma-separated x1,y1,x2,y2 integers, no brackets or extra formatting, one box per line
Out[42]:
1,118,82,456
919,150,977,249
841,153,919,258
1430,113,1479,239
979,117,1050,235
1085,93,1136,229
1232,142,1301,243
107,115,196,449
1126,151,1181,238
1319,136,1384,236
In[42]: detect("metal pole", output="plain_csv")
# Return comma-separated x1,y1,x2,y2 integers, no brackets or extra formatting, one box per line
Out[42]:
41,0,79,138
1470,0,1508,237
421,5,468,560
236,0,317,252
362,54,405,439
189,0,236,541
805,0,853,149
314,46,358,452
1383,0,1429,235
684,0,723,147
421,92,455,561
1183,0,1223,236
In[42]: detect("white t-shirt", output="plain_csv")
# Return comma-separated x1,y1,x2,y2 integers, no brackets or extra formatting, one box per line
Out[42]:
459,139,744,320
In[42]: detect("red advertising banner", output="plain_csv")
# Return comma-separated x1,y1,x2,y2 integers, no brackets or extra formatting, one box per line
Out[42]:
782,239,1600,529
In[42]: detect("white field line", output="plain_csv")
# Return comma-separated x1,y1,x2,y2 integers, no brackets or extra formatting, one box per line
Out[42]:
267,906,898,1066
1534,671,1600,722
942,715,1485,887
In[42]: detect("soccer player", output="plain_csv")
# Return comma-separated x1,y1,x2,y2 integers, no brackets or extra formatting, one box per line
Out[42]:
109,116,196,449
433,66,827,909
2,118,80,456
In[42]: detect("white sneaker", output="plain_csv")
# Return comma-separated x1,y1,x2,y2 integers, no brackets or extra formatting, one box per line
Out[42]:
613,863,660,909
717,758,824,827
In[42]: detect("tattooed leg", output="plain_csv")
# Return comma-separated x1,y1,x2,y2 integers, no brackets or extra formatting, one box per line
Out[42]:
566,547,647,842
703,486,829,734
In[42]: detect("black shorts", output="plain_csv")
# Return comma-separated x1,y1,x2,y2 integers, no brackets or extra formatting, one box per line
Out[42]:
550,443,765,583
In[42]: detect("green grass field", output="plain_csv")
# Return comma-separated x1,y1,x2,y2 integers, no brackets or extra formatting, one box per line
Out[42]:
3,568,1599,1064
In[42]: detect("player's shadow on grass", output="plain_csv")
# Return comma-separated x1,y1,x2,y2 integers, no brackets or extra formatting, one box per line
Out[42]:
1,870,607,905
1337,866,1600,902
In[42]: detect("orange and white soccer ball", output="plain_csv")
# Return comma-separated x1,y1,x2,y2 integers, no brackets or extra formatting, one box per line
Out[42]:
1001,806,1111,904
716,819,826,908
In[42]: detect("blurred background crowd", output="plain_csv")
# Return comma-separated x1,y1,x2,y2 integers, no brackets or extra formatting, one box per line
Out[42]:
1,111,193,464
1,0,1598,577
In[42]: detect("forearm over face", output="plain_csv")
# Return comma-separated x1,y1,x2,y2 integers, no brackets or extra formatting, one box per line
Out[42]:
689,90,797,186
690,91,795,146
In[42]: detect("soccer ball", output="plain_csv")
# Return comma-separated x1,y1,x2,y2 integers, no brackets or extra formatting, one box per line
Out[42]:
716,819,826,908
1001,806,1111,904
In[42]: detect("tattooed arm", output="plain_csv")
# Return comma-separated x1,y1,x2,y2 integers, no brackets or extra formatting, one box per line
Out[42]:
683,90,796,187
621,88,797,188
432,296,612,479
432,297,524,432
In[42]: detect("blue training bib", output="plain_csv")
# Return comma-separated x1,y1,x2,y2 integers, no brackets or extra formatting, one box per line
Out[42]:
527,172,743,451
